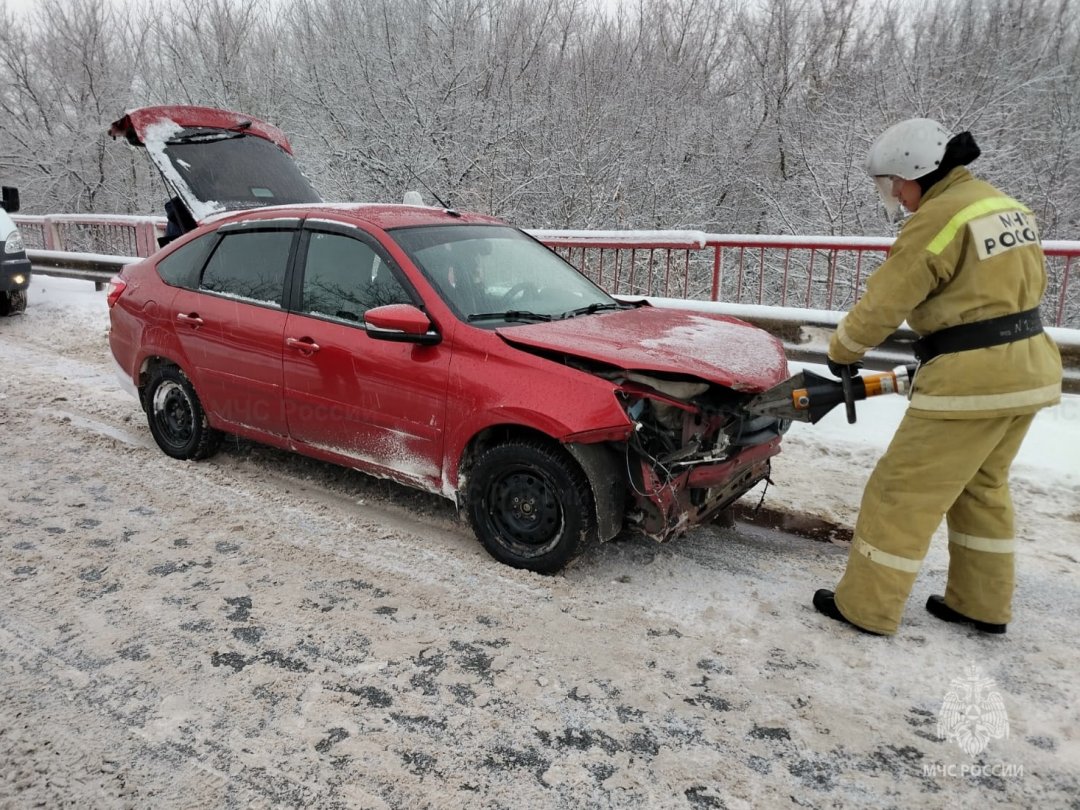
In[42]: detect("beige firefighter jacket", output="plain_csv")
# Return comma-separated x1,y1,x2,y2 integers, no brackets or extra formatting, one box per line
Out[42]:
829,167,1062,419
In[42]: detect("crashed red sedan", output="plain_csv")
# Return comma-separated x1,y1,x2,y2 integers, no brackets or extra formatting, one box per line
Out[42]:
107,106,790,572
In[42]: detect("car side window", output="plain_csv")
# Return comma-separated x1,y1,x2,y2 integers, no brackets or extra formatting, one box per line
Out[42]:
156,232,216,289
301,232,412,323
200,230,294,307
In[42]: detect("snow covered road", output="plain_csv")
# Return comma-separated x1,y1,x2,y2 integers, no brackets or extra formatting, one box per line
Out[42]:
1,278,1078,808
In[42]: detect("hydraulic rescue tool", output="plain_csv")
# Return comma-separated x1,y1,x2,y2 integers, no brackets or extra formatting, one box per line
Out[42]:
745,364,919,424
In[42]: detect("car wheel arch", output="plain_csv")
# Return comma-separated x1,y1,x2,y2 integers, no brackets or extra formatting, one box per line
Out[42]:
137,356,198,409
456,424,553,488
138,355,178,394
456,424,624,545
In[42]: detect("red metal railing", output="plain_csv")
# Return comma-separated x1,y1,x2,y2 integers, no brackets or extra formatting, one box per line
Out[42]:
14,215,1080,328
534,230,1079,328
14,213,162,259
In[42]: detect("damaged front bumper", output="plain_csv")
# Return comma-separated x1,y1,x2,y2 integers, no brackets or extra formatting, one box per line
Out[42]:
629,437,781,540
614,373,788,542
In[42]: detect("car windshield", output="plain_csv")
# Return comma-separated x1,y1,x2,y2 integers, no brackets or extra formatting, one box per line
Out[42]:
163,132,321,211
389,224,618,323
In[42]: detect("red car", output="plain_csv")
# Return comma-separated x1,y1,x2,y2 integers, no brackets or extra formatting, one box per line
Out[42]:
107,106,790,573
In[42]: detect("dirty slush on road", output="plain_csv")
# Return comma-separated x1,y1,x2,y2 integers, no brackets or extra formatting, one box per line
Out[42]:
2,282,1078,808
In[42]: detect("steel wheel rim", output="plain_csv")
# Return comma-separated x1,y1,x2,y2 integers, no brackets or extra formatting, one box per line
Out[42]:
484,464,565,558
152,380,195,449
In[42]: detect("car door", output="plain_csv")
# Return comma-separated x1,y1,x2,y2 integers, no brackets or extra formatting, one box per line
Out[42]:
171,220,299,437
282,222,450,488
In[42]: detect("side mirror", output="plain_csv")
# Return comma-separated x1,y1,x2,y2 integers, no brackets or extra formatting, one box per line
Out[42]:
1,187,20,213
364,304,441,346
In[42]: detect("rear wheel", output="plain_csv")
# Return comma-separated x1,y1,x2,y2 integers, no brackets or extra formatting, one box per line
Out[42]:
0,290,27,316
144,366,221,460
466,440,594,573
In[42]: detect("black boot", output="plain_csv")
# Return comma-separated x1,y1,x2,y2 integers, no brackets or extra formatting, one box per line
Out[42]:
925,595,1006,634
813,589,883,635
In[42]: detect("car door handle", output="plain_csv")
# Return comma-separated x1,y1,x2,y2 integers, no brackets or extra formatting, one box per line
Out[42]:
176,312,204,327
286,337,321,353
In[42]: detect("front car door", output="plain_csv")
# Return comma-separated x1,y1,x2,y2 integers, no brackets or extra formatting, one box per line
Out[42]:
282,222,451,491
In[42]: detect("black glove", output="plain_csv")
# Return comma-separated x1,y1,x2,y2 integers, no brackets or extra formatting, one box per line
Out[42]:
827,358,862,379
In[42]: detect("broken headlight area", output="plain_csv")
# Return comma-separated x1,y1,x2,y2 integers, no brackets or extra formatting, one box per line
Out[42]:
614,373,790,541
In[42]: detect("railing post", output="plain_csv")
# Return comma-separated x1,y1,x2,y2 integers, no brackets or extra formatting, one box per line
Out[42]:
757,247,765,305
1057,256,1073,328
736,247,746,303
710,246,722,302
780,251,791,307
43,216,62,251
136,220,157,257
853,250,865,303
826,249,838,310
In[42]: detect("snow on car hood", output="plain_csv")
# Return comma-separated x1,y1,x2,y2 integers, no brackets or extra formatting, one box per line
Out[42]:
497,306,789,393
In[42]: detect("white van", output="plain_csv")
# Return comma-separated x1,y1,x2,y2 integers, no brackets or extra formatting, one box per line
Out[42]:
1,186,30,315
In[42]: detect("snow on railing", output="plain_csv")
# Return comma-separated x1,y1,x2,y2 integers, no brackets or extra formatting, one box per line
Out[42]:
14,213,1080,328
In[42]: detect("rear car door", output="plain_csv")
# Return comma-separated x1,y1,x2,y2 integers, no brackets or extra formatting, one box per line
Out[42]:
282,222,451,488
172,220,299,437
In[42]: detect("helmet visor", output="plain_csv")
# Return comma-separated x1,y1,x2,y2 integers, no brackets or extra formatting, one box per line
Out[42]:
873,175,901,217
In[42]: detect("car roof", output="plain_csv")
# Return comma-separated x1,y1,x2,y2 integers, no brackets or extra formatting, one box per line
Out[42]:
207,203,507,231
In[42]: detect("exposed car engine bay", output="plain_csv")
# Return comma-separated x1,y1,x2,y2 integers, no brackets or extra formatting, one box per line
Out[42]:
607,371,790,540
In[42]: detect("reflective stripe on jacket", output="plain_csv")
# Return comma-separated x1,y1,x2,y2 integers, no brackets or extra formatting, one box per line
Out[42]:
829,167,1062,419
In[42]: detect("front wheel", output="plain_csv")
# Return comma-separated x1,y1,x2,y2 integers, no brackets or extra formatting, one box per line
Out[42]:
0,290,27,316
466,440,595,573
144,365,221,460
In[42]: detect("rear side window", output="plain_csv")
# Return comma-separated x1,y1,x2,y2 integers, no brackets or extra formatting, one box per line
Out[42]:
300,232,412,323
156,233,216,289
200,230,294,307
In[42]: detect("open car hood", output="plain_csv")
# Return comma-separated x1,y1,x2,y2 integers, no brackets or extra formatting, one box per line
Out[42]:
497,307,788,393
109,105,321,224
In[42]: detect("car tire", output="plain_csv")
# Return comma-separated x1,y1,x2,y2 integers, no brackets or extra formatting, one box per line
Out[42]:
466,440,595,573
0,290,27,316
144,365,221,460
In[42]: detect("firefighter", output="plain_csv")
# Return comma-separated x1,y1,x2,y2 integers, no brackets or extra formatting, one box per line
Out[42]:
813,118,1063,635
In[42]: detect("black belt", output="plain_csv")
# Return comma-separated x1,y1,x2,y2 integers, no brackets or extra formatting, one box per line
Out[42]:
912,307,1043,363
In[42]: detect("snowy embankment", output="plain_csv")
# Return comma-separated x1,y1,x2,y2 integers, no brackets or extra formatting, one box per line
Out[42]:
1,277,1077,809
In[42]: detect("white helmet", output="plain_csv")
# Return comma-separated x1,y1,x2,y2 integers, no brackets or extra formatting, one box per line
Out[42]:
866,118,950,214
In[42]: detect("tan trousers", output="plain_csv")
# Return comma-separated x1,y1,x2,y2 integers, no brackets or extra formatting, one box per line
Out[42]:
834,411,1035,634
